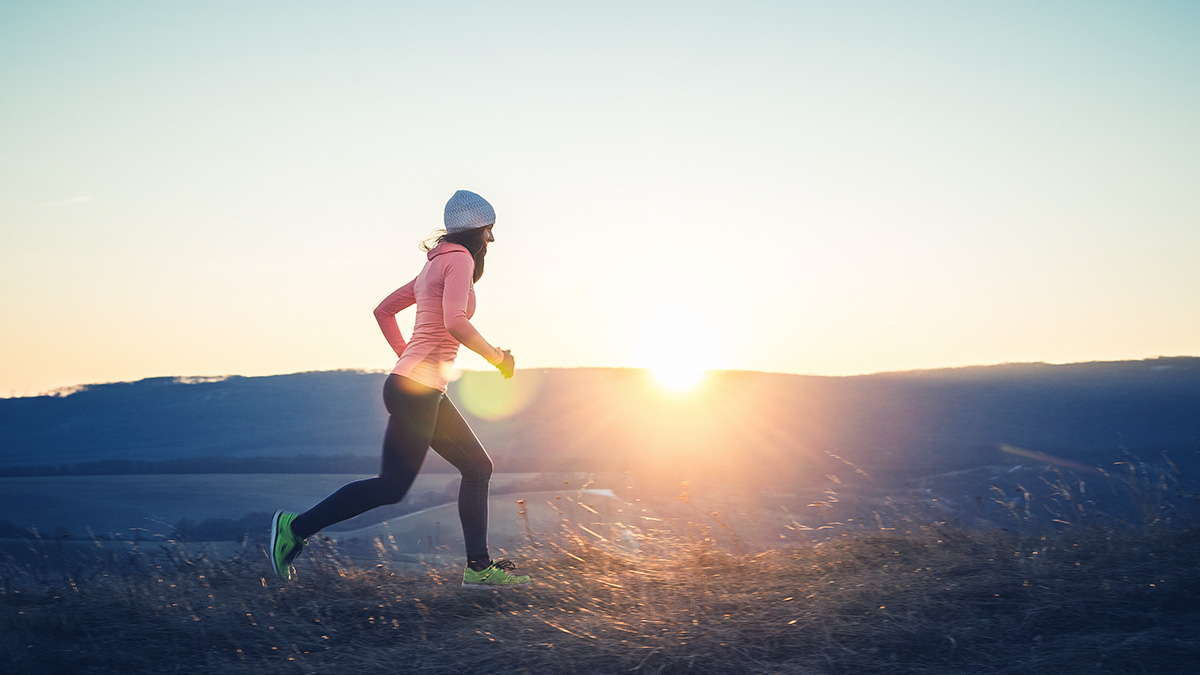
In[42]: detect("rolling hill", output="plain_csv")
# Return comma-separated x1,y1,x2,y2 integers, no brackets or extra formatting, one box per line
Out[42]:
1,359,1197,488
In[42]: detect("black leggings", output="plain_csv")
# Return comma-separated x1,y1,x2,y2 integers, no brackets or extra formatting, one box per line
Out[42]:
290,374,493,559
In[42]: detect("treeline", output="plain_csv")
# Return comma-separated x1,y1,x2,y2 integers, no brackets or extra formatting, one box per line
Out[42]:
0,514,273,542
0,454,566,477
170,491,459,542
0,520,39,539
0,455,383,477
171,512,276,542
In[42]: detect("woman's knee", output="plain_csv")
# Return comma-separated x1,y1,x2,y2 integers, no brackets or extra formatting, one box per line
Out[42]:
377,477,411,505
462,455,493,484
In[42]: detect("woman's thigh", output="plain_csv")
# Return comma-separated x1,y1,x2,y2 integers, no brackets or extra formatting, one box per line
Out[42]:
430,397,493,479
380,375,444,480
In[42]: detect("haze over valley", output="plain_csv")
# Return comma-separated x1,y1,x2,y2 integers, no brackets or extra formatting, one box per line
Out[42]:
2,359,1196,546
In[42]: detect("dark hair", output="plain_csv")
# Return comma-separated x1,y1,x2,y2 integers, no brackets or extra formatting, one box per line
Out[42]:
421,226,490,282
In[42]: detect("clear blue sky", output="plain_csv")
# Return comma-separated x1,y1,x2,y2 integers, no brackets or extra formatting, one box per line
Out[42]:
2,1,1198,396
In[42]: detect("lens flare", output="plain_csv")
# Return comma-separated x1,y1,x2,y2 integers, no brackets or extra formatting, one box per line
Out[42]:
454,369,541,420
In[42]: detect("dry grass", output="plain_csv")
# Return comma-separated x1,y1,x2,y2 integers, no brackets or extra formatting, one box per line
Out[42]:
3,506,1199,675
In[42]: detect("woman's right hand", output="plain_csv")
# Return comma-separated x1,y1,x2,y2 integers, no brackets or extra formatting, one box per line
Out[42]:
495,349,515,379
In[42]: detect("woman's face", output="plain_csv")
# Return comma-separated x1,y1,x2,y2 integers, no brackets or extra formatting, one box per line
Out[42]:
482,224,495,244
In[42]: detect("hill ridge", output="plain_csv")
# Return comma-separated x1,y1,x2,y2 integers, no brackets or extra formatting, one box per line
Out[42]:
1,359,1198,484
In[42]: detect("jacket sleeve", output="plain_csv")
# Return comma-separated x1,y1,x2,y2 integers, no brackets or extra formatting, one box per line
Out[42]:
374,280,416,358
441,252,501,364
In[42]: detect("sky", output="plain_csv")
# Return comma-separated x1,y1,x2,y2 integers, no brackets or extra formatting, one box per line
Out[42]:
2,1,1198,397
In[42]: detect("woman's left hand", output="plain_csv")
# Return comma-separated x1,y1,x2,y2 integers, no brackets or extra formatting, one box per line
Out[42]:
495,349,515,379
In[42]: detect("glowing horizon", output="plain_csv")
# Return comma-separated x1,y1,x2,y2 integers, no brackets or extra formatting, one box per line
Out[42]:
2,2,1198,398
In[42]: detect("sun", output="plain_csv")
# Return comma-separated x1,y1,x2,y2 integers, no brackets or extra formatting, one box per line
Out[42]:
636,300,720,394
652,362,708,393
648,341,713,393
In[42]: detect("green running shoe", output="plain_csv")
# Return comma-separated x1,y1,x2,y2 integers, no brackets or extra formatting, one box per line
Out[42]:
269,510,305,581
462,559,531,587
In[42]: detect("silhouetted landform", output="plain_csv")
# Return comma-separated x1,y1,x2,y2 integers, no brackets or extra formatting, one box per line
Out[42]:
2,359,1198,486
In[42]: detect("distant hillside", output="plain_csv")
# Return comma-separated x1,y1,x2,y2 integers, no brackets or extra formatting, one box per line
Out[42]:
1,359,1198,484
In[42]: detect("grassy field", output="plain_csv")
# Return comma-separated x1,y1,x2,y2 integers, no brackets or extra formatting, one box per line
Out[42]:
3,478,1199,674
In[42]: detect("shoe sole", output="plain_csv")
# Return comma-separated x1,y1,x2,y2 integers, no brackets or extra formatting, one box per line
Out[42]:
268,510,289,580
461,581,531,588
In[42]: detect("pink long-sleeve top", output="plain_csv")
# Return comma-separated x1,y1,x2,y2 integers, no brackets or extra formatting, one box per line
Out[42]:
373,242,498,392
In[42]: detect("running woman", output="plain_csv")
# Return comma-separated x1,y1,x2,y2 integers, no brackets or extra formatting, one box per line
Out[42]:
270,190,530,587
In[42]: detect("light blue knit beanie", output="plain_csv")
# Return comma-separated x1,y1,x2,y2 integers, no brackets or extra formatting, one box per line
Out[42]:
444,190,496,233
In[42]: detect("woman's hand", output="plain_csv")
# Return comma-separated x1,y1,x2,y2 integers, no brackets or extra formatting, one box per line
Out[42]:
495,349,515,379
